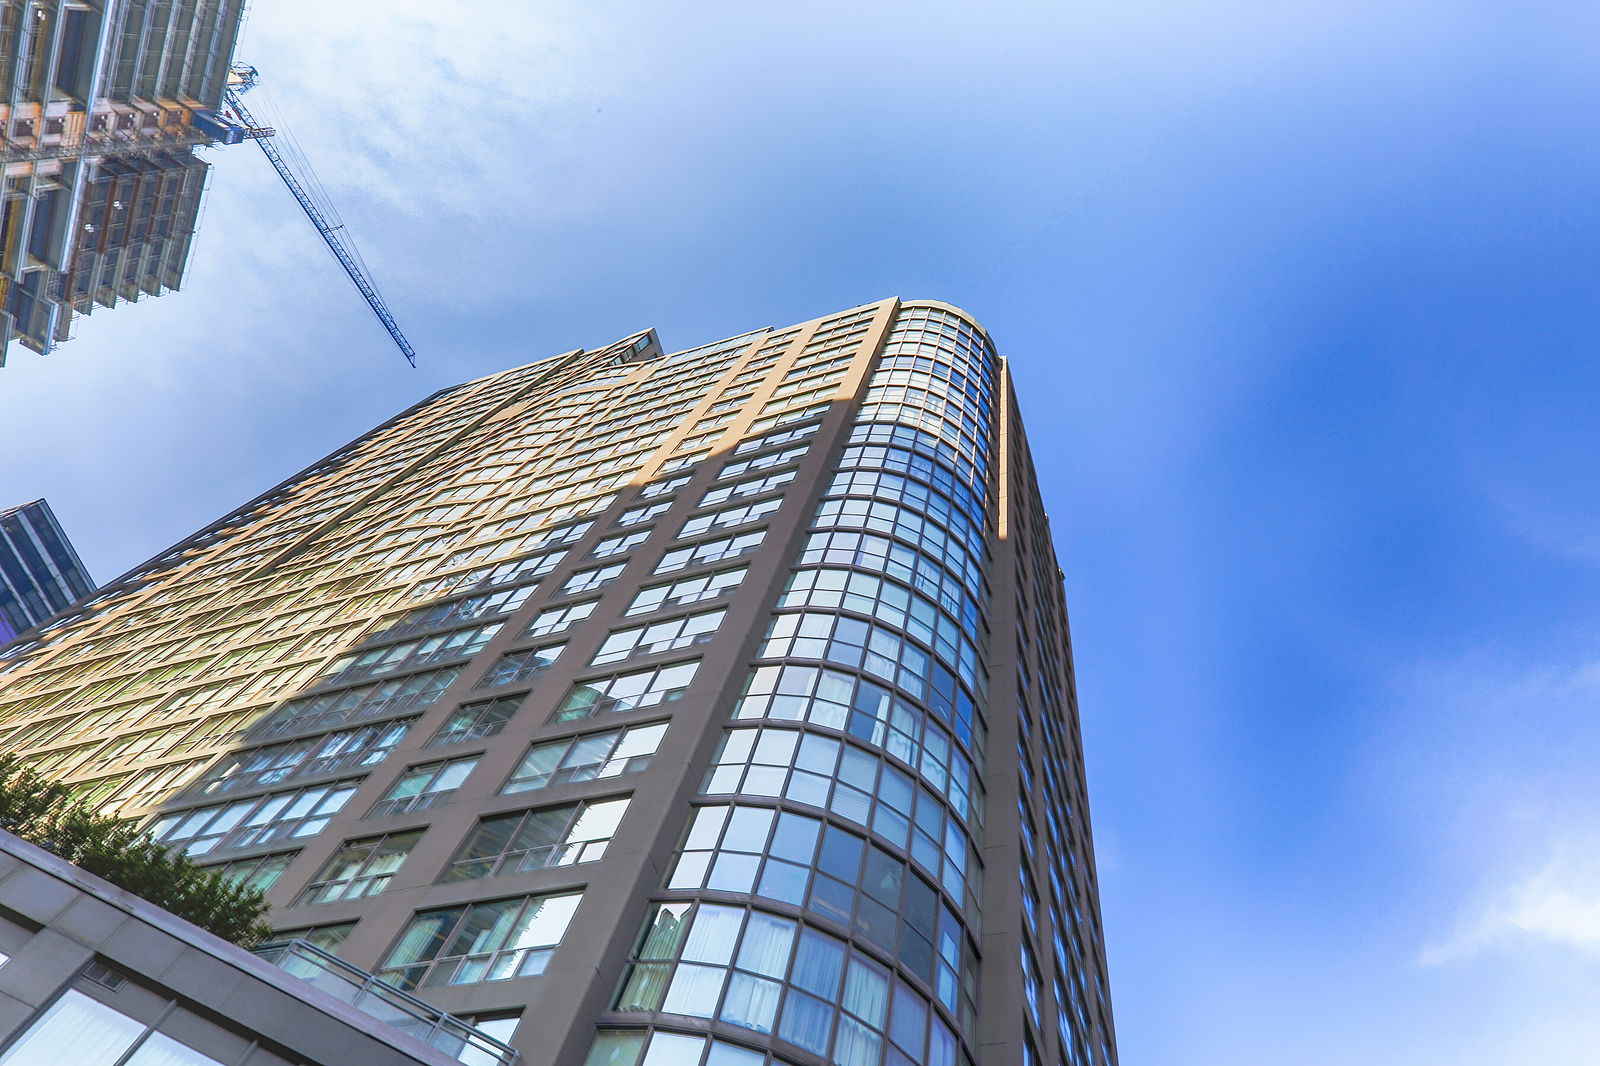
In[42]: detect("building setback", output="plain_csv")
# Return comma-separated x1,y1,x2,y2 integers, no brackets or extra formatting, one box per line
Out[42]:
0,829,517,1066
0,498,95,647
0,299,1117,1066
1,0,247,361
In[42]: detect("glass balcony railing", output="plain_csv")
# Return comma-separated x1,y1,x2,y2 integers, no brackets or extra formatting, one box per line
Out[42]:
252,939,518,1066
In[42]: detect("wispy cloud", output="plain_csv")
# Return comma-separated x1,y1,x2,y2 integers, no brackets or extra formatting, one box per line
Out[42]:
1421,833,1600,965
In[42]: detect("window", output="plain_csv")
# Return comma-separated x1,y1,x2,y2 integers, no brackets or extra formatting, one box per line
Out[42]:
299,830,423,904
202,850,299,893
616,500,673,527
320,623,503,686
626,567,747,617
191,718,415,795
503,721,667,792
654,531,766,574
379,891,582,990
250,666,461,740
477,642,565,688
429,695,523,747
444,797,630,879
455,1013,521,1066
274,921,356,956
151,780,360,855
563,563,626,594
679,499,781,538
591,529,651,559
585,1030,803,1066
554,661,699,722
365,584,538,643
526,599,598,636
733,422,819,456
370,757,479,817
639,474,691,499
0,988,225,1066
590,609,726,665
700,470,796,507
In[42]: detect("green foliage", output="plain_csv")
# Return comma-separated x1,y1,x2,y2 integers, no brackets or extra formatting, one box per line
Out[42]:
0,756,272,946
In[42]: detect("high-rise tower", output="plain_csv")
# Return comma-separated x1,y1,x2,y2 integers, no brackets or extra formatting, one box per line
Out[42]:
1,0,248,361
0,300,1116,1066
0,497,94,646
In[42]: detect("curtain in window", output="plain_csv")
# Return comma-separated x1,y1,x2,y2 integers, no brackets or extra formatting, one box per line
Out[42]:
661,963,725,1017
681,905,740,965
0,991,143,1066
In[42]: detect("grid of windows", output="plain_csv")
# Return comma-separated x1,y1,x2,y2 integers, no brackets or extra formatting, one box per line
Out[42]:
778,569,980,685
151,780,360,855
503,721,668,792
704,724,978,873
190,717,415,796
616,902,970,1066
248,666,462,740
761,613,941,710
668,804,977,1028
319,623,503,687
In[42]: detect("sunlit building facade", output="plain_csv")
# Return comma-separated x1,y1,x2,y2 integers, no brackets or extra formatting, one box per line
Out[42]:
0,299,1116,1066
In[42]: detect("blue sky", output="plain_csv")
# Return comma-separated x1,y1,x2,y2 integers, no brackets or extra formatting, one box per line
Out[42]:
4,2,1599,1062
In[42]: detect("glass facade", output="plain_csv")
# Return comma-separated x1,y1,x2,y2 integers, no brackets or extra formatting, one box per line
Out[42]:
0,302,1115,1066
0,500,95,647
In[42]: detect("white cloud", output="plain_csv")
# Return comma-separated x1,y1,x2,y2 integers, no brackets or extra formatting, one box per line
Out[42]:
1422,834,1600,965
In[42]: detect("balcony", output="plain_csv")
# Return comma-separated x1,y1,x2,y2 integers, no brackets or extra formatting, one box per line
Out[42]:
252,939,518,1066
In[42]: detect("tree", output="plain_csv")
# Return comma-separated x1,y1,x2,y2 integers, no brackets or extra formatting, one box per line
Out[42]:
0,756,272,946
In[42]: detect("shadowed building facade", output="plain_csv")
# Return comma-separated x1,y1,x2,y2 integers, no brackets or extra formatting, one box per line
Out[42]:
0,300,1116,1066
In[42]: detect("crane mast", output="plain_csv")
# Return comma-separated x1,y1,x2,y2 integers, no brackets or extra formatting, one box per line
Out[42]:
222,66,417,366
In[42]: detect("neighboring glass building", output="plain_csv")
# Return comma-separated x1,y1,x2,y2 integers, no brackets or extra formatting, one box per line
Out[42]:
0,498,95,646
1,0,248,361
0,300,1117,1066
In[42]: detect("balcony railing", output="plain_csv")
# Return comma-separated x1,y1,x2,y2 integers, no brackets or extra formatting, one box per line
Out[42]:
252,939,518,1066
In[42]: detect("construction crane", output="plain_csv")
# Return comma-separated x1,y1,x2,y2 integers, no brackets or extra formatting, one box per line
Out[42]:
221,65,417,366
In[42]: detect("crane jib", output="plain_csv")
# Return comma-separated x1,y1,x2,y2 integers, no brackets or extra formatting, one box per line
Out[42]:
223,85,417,366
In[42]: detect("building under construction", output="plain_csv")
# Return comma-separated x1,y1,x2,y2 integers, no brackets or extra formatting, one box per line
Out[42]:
1,0,248,362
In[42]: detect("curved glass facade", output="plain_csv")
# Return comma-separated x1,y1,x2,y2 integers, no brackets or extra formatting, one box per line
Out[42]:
610,306,1004,1066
